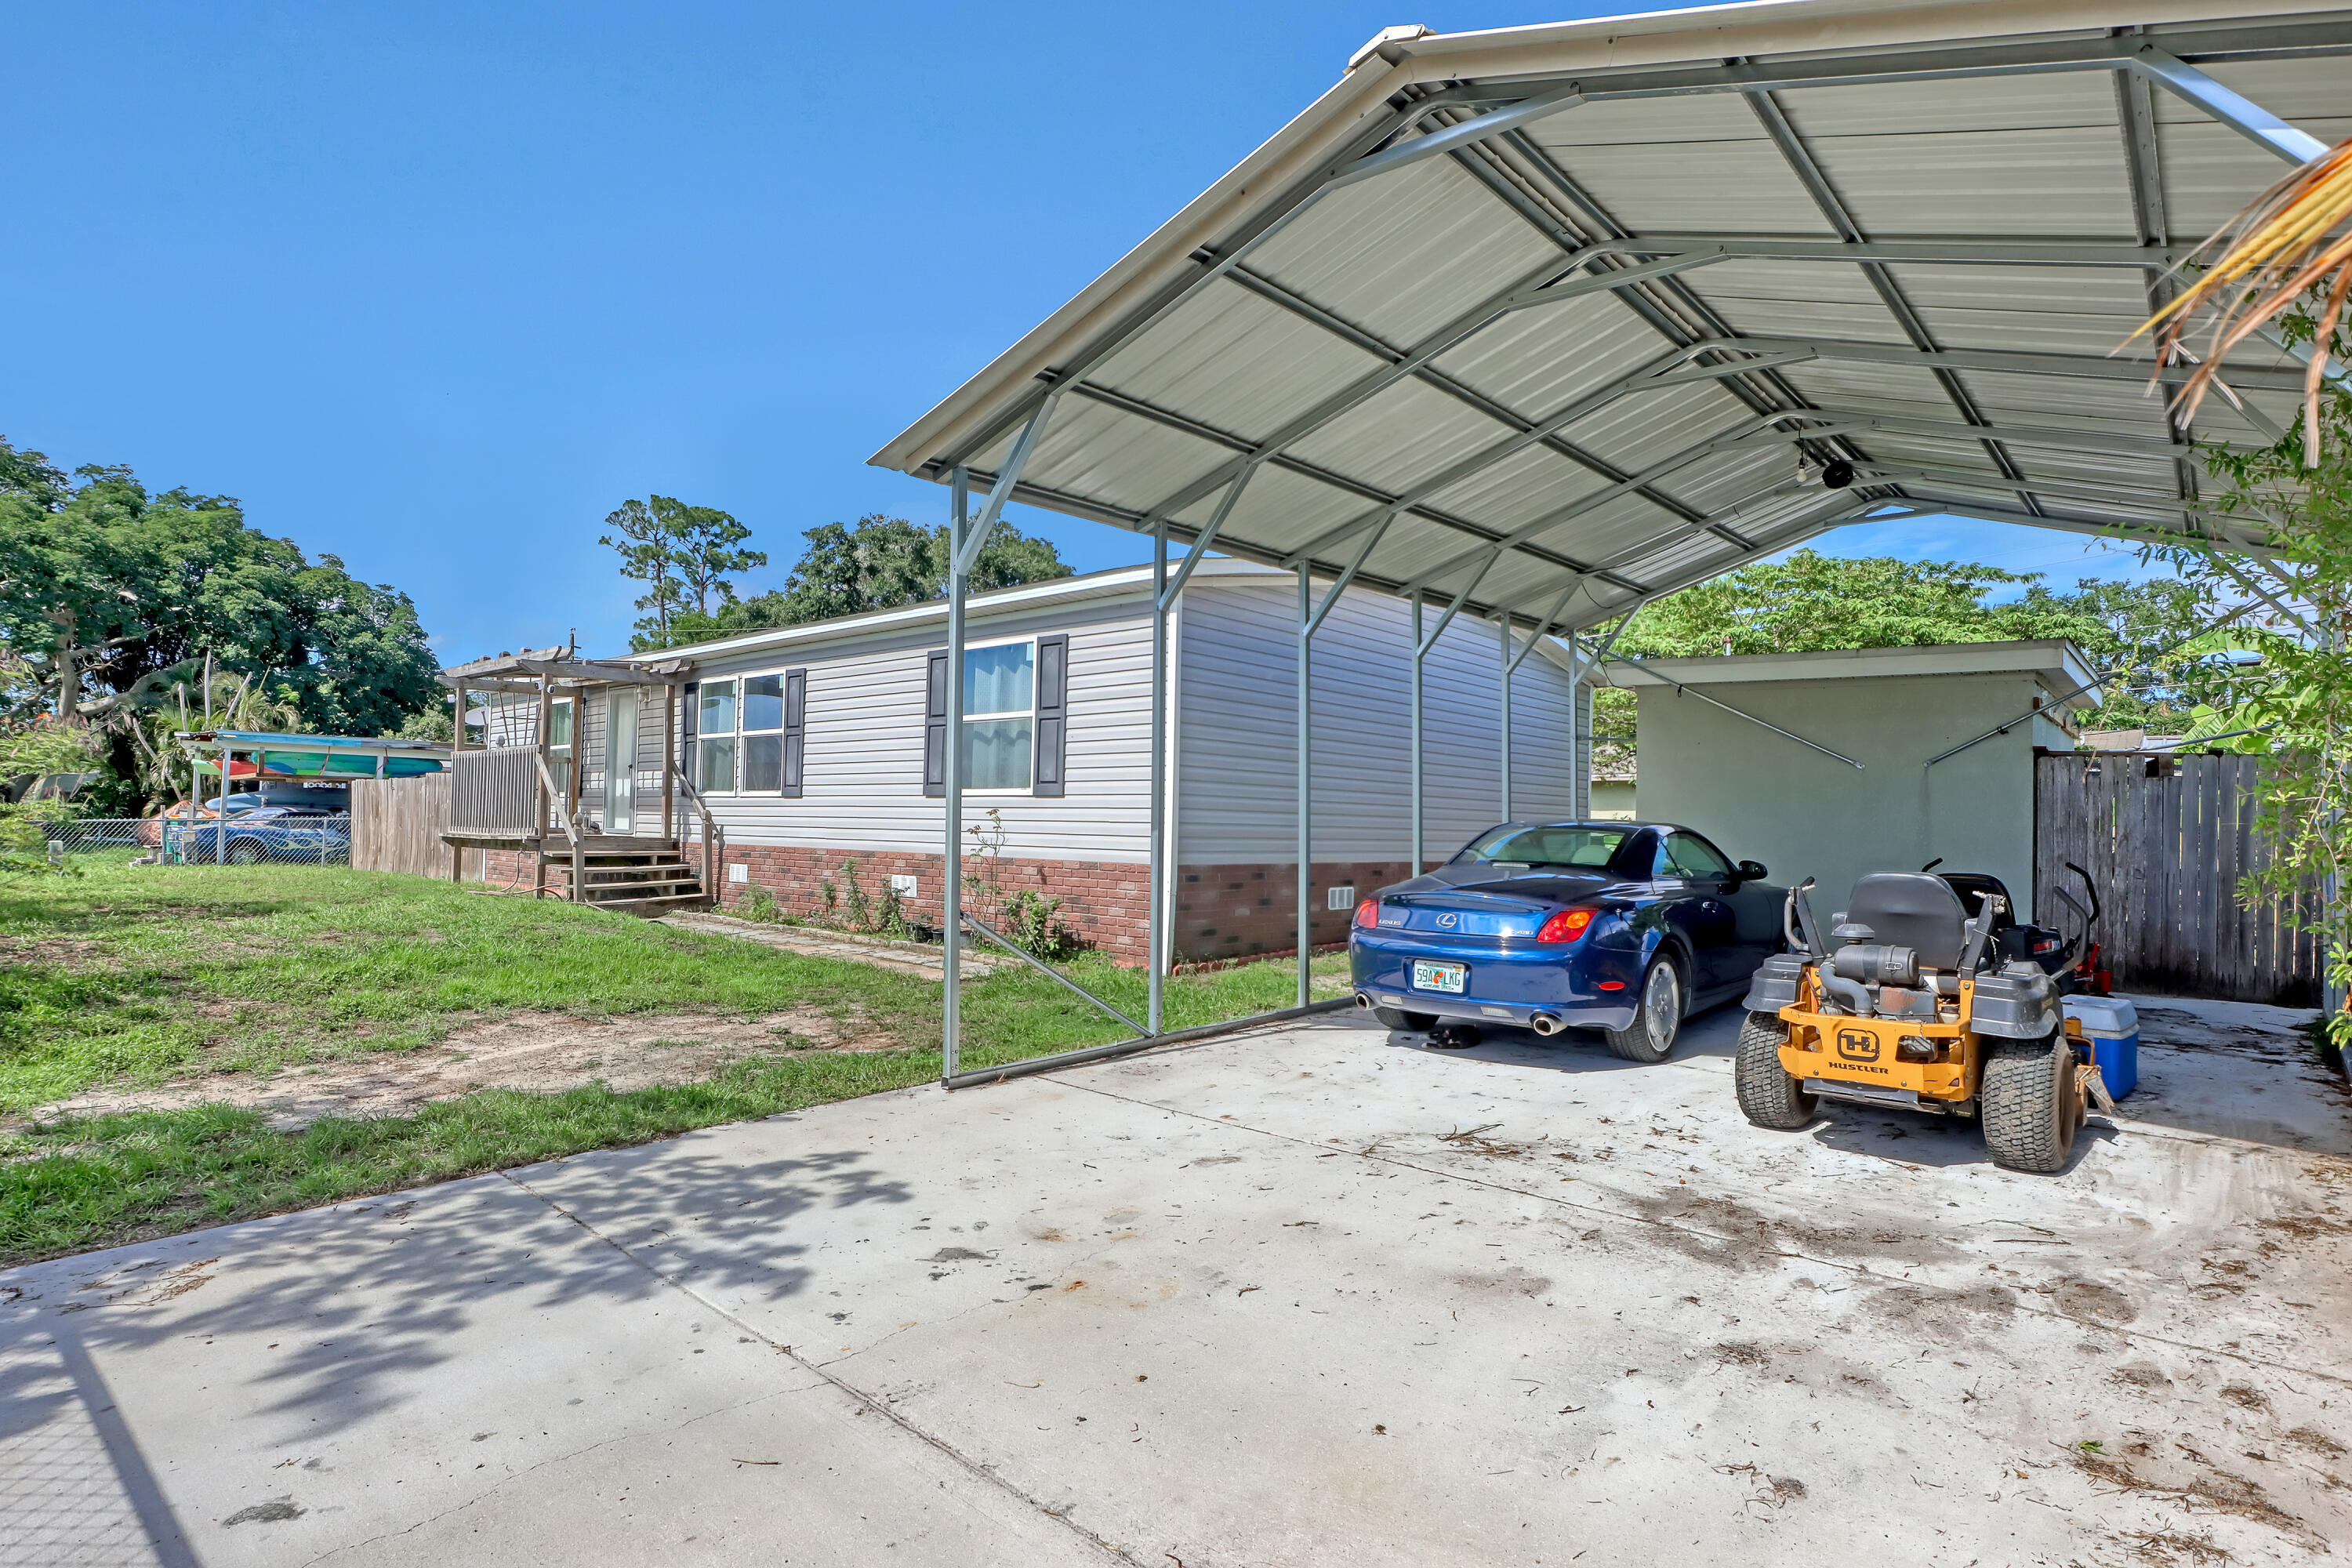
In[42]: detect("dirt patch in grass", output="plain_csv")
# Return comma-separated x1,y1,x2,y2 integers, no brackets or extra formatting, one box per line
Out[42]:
9,1007,897,1133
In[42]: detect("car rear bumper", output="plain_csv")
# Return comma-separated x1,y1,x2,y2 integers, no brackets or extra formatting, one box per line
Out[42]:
1348,931,1640,1032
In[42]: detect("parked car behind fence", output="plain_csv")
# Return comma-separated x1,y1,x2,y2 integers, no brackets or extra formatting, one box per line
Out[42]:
40,814,354,866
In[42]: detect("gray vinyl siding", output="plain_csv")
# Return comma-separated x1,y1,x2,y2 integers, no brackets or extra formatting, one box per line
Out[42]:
474,568,1583,861
686,594,1154,861
1176,579,1582,863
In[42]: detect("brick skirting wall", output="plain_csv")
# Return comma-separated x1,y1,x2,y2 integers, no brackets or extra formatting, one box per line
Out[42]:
717,844,1152,964
479,842,1414,967
1177,859,1414,962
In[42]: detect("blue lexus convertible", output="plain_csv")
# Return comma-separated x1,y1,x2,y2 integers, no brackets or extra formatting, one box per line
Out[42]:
1348,822,1785,1062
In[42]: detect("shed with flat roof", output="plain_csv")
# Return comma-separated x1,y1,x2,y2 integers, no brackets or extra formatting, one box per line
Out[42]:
1601,638,2098,919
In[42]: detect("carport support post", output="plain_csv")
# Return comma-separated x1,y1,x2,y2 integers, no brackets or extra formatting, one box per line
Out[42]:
217,740,229,864
1296,567,1312,1008
1409,589,1424,877
1148,520,1168,1036
943,467,971,1082
1498,613,1513,823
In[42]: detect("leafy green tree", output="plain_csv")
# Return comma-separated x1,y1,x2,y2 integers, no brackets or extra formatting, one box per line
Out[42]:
1614,551,2107,657
601,495,767,648
0,720,100,877
0,437,441,809
600,498,686,647
652,514,1072,649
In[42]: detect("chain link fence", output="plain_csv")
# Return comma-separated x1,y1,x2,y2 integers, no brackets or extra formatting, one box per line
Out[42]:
40,815,354,866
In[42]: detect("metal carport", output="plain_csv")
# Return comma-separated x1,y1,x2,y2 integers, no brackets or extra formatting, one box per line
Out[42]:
869,0,2344,1081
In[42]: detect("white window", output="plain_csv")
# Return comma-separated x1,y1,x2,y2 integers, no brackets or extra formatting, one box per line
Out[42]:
697,679,738,794
962,640,1034,792
694,673,800,795
739,673,786,793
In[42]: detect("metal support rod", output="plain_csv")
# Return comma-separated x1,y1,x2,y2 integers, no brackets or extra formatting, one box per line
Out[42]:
943,467,970,1083
1409,588,1424,877
1608,655,1867,770
1508,582,1582,677
1149,517,1168,1036
942,998,1352,1091
956,397,1058,576
2211,554,2319,641
1295,567,1312,1009
961,910,1149,1036
219,740,230,864
2124,48,2331,165
1925,596,2268,766
1498,613,1514,823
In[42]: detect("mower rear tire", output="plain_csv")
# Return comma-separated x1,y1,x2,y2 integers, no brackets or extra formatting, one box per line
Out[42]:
1734,1011,1817,1129
1605,955,1683,1063
1980,1031,2082,1174
1370,1007,1439,1033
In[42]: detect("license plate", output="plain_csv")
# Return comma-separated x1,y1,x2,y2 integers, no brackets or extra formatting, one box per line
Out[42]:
1412,960,1467,994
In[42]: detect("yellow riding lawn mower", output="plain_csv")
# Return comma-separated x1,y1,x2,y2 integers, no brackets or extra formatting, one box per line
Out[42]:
1735,873,2115,1174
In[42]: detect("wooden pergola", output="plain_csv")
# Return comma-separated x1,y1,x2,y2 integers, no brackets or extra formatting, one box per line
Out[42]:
439,647,720,909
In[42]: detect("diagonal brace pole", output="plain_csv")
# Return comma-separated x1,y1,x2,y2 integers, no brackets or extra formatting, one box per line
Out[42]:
956,395,1060,578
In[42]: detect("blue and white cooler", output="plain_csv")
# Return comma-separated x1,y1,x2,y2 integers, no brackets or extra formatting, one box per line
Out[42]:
2063,995,2140,1100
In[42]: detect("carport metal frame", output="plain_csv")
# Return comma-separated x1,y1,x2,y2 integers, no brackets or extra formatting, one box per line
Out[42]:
906,5,2348,1084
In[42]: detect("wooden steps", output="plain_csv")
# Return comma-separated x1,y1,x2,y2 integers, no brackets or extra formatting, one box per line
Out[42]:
537,838,712,915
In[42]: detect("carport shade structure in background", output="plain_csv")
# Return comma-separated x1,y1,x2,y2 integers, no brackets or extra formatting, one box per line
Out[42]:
871,0,2349,1081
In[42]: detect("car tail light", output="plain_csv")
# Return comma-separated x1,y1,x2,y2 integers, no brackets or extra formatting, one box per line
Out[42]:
1536,908,1595,944
1354,898,1378,929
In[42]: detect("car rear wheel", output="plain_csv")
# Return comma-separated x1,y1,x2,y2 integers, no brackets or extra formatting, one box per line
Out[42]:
1370,1007,1439,1033
1980,1031,2082,1174
1733,1011,1816,1129
1605,956,1683,1063
227,840,265,865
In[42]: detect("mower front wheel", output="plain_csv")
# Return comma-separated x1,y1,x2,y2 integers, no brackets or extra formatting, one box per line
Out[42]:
1734,1011,1817,1129
1980,1032,2083,1174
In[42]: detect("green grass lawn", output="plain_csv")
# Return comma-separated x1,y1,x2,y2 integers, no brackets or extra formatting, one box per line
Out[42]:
0,862,1348,1266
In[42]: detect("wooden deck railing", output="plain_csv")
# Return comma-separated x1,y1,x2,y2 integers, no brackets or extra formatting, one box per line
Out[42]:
671,760,723,895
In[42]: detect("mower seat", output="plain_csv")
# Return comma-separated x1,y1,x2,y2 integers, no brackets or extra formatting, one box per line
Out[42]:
1845,873,1972,970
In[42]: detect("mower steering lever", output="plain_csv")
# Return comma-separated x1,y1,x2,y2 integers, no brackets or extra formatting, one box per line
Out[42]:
1784,878,1830,960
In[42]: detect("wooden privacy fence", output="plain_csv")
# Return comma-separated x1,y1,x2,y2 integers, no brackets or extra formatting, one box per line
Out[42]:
2034,753,2324,1007
351,774,481,879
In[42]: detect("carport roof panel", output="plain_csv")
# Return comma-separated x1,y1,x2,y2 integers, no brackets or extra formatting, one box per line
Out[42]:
873,0,2349,632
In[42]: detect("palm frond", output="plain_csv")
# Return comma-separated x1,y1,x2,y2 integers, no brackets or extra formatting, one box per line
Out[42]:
2128,136,2352,457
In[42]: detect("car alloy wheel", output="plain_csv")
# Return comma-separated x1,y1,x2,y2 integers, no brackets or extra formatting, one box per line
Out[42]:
1606,954,1684,1063
1642,960,1680,1047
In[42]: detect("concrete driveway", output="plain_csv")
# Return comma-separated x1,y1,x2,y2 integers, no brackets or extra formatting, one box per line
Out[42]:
6,997,2350,1566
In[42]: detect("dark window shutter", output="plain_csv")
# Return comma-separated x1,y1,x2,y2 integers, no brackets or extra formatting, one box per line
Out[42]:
782,668,806,798
680,681,699,789
923,650,948,797
1033,633,1068,798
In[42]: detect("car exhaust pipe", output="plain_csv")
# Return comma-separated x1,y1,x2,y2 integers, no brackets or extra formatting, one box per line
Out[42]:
1353,991,1375,1011
1529,1012,1563,1036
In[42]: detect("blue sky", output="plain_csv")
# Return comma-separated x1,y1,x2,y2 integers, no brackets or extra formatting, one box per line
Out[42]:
8,1,2169,660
